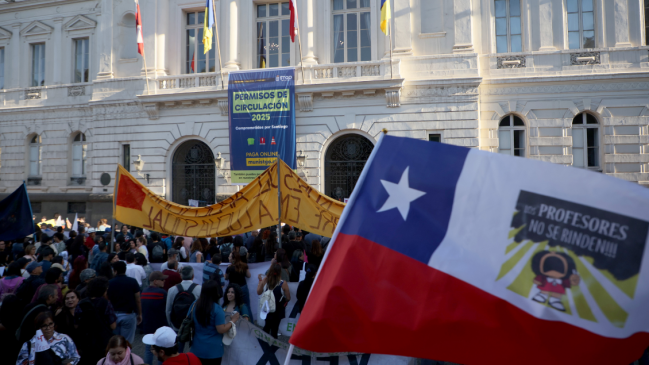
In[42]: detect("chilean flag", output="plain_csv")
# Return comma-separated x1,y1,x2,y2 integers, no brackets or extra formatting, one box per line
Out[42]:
289,0,297,42
135,0,144,55
290,135,649,364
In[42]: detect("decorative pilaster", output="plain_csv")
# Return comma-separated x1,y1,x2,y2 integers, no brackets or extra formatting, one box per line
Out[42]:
52,18,63,84
392,0,413,55
224,0,240,70
613,0,632,48
10,23,20,88
453,0,474,53
538,0,555,51
300,0,318,64
96,0,114,79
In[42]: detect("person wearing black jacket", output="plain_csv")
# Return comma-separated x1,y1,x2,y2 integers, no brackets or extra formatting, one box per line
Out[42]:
77,277,117,365
17,284,57,345
295,264,316,314
147,233,167,263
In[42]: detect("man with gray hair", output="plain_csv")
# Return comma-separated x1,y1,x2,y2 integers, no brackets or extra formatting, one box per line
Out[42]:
165,265,201,353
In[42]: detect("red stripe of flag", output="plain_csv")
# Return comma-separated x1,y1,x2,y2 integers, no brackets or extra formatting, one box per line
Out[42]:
135,0,144,55
289,0,297,43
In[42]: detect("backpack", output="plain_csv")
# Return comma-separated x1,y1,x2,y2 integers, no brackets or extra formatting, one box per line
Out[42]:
221,243,233,263
177,302,196,343
151,243,164,263
259,280,283,315
170,283,197,328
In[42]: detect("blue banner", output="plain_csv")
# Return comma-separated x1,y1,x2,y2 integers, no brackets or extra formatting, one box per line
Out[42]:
228,68,296,184
0,183,35,241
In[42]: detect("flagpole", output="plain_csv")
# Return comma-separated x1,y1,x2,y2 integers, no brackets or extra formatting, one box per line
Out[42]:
211,2,225,89
294,4,306,83
111,167,120,253
277,157,282,249
388,4,393,80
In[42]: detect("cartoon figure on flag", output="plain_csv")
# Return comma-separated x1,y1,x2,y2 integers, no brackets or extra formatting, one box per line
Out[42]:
530,251,580,312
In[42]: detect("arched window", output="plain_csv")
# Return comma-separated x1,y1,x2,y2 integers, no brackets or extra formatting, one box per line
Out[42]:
72,132,87,178
324,134,374,200
29,134,41,177
498,115,525,156
172,140,215,206
572,112,599,168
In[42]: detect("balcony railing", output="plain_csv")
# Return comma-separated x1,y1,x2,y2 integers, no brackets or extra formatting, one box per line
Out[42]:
156,59,396,92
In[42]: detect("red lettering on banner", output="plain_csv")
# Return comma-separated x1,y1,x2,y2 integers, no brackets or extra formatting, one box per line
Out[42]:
231,211,243,231
290,195,301,224
196,220,210,237
184,220,198,236
242,210,254,229
151,209,163,230
143,207,155,228
259,201,275,223
284,173,301,193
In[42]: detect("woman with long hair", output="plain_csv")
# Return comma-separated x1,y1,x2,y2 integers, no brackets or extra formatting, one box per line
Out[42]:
222,283,251,321
225,252,252,320
190,280,240,365
16,311,80,365
68,256,88,290
54,290,80,344
173,236,188,262
309,239,324,270
269,248,291,281
189,239,203,263
256,263,290,338
97,335,145,365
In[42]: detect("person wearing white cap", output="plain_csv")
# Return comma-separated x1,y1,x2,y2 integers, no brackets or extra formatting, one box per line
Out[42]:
143,326,202,365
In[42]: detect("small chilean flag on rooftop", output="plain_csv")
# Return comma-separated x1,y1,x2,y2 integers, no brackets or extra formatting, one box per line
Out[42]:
290,134,649,364
135,0,144,55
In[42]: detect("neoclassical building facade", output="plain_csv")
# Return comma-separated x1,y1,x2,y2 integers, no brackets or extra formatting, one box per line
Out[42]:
0,0,647,222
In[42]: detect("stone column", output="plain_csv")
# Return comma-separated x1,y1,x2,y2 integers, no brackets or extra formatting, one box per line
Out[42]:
453,0,474,53
301,0,317,64
224,0,240,70
538,0,555,51
10,23,20,88
613,0,632,47
140,0,159,76
155,0,168,76
52,18,63,84
392,0,412,55
96,0,114,79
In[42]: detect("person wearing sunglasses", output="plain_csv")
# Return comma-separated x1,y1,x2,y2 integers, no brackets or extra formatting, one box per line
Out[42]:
16,311,80,365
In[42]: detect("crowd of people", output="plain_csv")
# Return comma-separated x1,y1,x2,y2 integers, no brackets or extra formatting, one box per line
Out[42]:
0,217,330,365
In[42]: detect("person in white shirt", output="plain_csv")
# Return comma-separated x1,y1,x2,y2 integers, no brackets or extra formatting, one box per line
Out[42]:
125,252,147,287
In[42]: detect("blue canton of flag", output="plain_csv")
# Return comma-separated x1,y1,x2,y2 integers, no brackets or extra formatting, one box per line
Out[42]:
0,183,35,241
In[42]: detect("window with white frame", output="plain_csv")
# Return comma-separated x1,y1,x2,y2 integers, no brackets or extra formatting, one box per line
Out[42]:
72,133,87,177
498,115,525,156
185,10,218,74
29,135,42,176
256,2,291,68
333,0,371,63
572,113,599,168
32,43,45,87
0,47,4,89
567,0,595,49
74,38,89,83
495,0,522,53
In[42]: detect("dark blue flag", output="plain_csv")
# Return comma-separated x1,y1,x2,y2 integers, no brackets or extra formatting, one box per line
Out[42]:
0,183,35,241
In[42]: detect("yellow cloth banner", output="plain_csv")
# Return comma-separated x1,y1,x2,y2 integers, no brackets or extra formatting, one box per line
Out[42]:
113,160,345,238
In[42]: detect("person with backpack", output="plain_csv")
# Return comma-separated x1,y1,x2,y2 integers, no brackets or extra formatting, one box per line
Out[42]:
202,254,225,289
97,335,145,365
107,261,142,343
148,233,167,264
76,277,117,365
219,237,234,264
256,263,290,338
165,266,201,353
